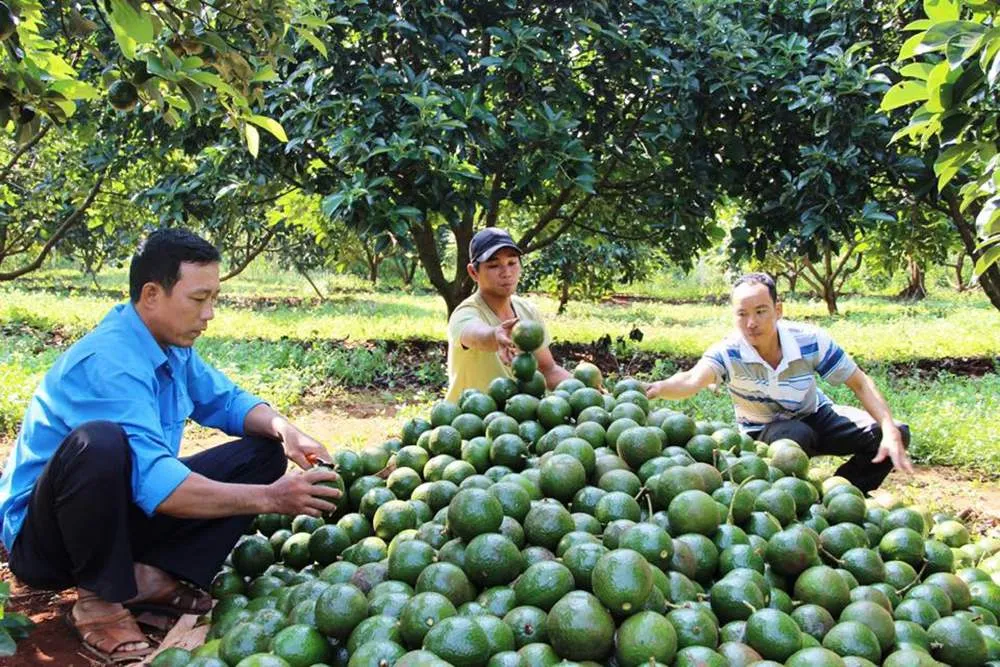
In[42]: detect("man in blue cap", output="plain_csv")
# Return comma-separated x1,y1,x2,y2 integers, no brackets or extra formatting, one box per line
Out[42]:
446,227,572,401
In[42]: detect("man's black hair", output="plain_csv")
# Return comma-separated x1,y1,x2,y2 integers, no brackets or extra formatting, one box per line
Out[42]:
733,272,779,304
129,228,221,303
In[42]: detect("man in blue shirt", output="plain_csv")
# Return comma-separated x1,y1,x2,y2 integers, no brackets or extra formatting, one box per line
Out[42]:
646,272,912,493
0,229,342,662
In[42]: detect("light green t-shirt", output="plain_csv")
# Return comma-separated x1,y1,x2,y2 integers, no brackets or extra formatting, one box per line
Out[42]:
445,291,551,403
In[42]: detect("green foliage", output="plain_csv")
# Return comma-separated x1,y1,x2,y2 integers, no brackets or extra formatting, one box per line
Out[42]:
883,0,1000,273
0,581,35,655
520,235,664,314
0,0,316,150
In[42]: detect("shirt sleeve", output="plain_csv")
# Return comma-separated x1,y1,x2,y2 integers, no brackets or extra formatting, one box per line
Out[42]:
813,329,858,384
448,303,484,348
185,349,265,435
701,342,729,383
66,356,190,516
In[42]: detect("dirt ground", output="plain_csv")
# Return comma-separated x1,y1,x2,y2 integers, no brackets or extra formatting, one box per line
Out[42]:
1,391,997,665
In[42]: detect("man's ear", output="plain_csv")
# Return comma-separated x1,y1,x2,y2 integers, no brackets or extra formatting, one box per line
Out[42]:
466,263,479,281
775,300,783,319
138,282,163,308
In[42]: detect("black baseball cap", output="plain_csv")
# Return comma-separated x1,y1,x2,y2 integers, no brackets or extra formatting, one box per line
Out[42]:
469,228,522,264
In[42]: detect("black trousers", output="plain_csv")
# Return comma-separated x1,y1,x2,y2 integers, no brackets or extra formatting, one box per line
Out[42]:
757,403,911,494
8,421,286,603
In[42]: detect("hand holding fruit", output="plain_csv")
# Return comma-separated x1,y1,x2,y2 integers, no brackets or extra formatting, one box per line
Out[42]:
494,317,519,364
266,466,342,517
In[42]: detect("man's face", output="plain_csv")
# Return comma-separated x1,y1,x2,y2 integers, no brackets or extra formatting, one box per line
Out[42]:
732,282,782,347
143,261,220,347
468,247,521,297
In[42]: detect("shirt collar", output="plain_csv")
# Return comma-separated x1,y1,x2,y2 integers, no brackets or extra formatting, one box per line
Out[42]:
737,319,800,372
119,303,170,370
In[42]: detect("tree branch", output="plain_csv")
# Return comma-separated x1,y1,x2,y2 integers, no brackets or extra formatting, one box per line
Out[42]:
1,121,52,183
0,168,108,281
220,224,279,281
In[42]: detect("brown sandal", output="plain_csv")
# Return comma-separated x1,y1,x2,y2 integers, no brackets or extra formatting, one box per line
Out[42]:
65,608,154,664
125,580,212,617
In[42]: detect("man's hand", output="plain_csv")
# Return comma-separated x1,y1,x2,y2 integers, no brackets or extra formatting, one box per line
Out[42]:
645,380,669,400
266,467,342,517
871,426,913,473
495,317,519,364
280,427,332,470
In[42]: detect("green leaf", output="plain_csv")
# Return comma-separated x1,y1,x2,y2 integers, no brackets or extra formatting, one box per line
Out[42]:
989,50,1000,87
248,115,288,142
0,628,13,657
295,27,328,57
108,0,154,58
245,123,260,157
251,66,279,83
976,197,1000,236
49,80,100,100
899,31,928,60
393,206,422,219
881,80,929,110
933,143,976,189
923,0,960,21
974,241,1000,275
899,63,935,80
926,60,961,112
294,14,328,29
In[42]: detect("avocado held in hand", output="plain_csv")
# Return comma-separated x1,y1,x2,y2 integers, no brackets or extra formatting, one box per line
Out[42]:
311,460,345,520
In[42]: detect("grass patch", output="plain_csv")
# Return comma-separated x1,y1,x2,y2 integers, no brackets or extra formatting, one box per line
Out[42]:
2,279,997,363
2,269,998,473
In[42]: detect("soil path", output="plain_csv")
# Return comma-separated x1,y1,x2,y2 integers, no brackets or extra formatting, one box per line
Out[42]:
2,391,997,666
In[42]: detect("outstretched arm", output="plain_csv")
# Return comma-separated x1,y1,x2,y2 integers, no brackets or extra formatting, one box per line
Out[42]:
535,346,573,389
460,317,519,363
844,368,913,473
645,359,719,400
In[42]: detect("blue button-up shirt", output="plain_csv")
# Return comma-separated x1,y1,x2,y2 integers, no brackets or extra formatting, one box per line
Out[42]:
0,303,264,550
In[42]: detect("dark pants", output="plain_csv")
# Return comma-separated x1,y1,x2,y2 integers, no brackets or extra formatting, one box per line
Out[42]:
757,403,910,494
8,421,286,602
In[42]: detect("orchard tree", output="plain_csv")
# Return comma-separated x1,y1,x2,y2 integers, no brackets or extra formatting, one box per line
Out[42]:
520,234,664,315
0,109,157,280
866,201,957,299
881,0,1000,308
247,0,768,313
719,0,909,312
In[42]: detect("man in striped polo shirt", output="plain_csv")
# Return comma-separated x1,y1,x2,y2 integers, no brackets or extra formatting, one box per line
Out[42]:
646,273,912,493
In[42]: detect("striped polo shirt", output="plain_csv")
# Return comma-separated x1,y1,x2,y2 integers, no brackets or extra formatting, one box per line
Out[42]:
701,319,858,433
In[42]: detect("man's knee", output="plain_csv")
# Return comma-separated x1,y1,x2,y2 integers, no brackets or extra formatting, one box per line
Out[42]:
244,437,287,482
62,421,130,472
760,420,818,452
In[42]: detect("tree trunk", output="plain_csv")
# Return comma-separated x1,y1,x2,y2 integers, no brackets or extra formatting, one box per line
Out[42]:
558,278,570,315
823,284,838,315
897,254,927,300
951,253,968,292
944,191,1000,311
786,272,798,294
412,216,475,317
